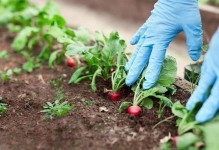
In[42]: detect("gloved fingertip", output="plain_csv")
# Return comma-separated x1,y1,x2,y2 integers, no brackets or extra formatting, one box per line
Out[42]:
125,78,134,87
195,115,206,123
186,102,193,111
186,97,196,110
130,37,138,45
189,49,201,61
195,111,212,123
142,80,155,90
195,104,217,123
125,64,130,72
190,53,201,61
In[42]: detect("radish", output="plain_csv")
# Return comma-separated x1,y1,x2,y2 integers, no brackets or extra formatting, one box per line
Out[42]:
171,136,178,148
108,91,122,101
67,57,75,68
127,106,141,116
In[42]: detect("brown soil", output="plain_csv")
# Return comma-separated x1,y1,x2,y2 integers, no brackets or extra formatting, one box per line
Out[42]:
0,28,190,150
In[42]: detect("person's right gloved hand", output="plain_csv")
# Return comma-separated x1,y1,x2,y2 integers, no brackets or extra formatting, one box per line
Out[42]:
186,28,219,123
125,0,203,89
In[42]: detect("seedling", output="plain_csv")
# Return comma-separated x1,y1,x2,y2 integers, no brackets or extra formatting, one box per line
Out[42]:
41,87,72,120
42,99,73,120
82,99,94,108
184,62,201,93
0,69,13,81
161,86,218,150
22,57,40,73
0,50,9,59
119,56,177,117
50,78,63,87
108,46,127,101
13,68,22,75
0,97,7,114
67,31,127,92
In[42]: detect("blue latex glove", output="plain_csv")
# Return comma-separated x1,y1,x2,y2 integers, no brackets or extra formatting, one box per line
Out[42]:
186,28,219,123
125,0,203,89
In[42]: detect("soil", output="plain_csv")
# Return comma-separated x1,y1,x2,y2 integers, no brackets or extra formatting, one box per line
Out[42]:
0,28,190,150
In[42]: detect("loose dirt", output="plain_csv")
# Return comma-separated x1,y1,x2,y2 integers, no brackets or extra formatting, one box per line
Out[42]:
0,28,190,150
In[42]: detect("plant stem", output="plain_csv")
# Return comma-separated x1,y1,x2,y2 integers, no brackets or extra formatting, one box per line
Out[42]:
152,116,175,129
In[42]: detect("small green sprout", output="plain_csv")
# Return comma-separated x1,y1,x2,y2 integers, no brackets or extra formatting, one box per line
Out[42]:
0,97,7,114
0,50,9,59
42,99,73,120
82,99,94,108
0,69,13,81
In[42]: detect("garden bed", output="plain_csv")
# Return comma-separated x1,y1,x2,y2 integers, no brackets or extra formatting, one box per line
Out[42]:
0,28,191,150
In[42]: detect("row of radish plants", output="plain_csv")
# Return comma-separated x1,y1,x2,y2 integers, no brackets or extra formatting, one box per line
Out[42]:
0,0,218,150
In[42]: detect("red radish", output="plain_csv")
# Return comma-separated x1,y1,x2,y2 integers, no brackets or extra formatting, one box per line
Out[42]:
67,58,75,68
108,92,122,101
171,136,178,148
127,106,141,116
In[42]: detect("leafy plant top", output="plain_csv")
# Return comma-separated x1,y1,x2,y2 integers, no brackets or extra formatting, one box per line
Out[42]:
119,56,177,116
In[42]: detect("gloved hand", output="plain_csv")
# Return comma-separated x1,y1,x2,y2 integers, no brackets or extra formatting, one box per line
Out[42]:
125,0,203,89
186,28,219,123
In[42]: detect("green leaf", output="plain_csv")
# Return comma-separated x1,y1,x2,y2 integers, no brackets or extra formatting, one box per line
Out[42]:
27,36,39,49
68,66,87,84
0,11,13,26
0,50,9,59
0,69,13,81
156,84,168,94
74,27,91,44
94,31,106,43
91,68,102,92
160,142,171,150
65,43,87,56
71,75,93,84
46,102,53,107
65,28,75,37
203,122,219,150
12,27,39,51
158,55,177,87
172,101,187,118
48,50,59,67
20,51,31,59
42,1,60,17
46,26,74,44
7,24,21,32
138,87,159,102
152,95,173,108
52,14,66,28
37,45,51,62
13,68,22,75
118,102,132,113
101,32,126,67
18,6,38,20
168,85,177,95
177,103,202,135
140,97,153,109
177,133,200,149
22,58,40,73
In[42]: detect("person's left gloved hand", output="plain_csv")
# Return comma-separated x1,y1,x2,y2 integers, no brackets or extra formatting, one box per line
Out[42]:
125,0,203,89
186,28,219,123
